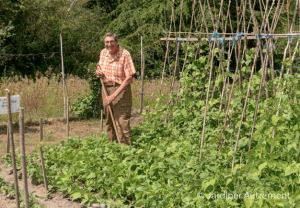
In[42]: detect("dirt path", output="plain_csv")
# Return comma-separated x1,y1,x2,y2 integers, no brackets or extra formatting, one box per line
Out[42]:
0,162,87,208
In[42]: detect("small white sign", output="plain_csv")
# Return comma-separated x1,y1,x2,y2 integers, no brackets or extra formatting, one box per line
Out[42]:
0,95,20,115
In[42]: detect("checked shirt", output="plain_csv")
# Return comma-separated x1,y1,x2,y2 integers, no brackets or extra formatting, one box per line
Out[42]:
98,46,136,84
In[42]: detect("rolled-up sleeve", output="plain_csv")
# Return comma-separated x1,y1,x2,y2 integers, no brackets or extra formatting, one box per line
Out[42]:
124,53,136,77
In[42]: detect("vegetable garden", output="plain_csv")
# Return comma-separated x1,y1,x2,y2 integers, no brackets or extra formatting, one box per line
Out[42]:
2,0,300,207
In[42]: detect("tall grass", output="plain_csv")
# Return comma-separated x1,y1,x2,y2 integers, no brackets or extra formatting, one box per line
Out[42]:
0,71,90,123
0,71,179,123
131,77,180,109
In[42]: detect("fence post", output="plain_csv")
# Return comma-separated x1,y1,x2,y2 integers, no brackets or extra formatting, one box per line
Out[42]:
6,124,9,153
6,89,20,208
19,108,30,208
39,118,48,191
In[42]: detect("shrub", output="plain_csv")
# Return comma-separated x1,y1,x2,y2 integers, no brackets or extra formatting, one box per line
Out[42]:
70,63,102,118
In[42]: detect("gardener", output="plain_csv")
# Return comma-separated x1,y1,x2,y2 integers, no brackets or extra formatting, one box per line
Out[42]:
95,33,136,146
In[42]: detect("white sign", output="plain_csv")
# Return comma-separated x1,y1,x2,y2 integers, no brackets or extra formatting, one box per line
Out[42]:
0,95,20,115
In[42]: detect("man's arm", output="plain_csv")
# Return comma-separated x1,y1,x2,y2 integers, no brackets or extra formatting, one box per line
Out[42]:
95,63,104,77
103,76,133,105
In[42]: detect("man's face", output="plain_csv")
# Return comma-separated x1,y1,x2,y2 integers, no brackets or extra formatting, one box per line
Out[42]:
105,36,118,54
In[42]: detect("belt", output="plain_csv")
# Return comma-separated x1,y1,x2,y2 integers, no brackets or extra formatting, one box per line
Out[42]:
104,82,120,87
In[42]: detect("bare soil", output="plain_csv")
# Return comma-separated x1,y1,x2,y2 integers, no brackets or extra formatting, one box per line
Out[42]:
0,109,146,208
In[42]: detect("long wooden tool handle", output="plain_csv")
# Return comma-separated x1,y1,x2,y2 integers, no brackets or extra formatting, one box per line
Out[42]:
100,78,121,144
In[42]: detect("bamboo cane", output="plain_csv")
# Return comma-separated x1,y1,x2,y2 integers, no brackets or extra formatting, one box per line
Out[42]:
275,0,298,95
219,45,234,113
247,0,271,153
6,89,20,208
164,0,184,126
39,118,48,191
218,42,243,152
175,0,197,104
100,78,121,144
19,108,29,208
231,44,260,171
199,0,225,162
206,0,215,31
270,41,300,153
199,39,217,163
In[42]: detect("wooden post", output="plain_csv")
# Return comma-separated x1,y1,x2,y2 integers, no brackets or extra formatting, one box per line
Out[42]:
6,124,9,153
67,97,69,137
19,108,30,208
100,109,103,134
39,118,48,191
6,89,20,208
140,36,145,114
60,34,66,119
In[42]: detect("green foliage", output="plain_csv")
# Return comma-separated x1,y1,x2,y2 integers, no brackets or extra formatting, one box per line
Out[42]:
4,42,300,206
86,63,102,98
70,93,97,119
0,176,45,208
1,0,298,78
70,63,102,119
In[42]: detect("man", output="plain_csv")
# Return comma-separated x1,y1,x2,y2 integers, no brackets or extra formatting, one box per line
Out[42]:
95,33,136,146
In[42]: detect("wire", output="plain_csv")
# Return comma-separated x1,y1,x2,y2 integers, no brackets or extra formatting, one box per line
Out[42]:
0,51,93,58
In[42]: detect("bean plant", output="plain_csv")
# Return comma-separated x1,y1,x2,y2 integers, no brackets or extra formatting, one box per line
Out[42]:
3,42,300,207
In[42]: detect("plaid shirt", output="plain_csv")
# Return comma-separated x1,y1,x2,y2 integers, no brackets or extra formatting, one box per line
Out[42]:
98,46,136,84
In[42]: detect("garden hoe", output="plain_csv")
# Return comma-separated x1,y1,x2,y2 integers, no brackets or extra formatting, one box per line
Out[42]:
99,77,121,144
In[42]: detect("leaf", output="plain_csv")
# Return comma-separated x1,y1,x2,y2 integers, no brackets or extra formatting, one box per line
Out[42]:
226,178,232,185
244,197,254,208
271,115,279,125
158,162,166,169
258,162,267,175
202,179,215,191
136,149,145,155
87,172,96,179
285,165,292,176
71,192,81,200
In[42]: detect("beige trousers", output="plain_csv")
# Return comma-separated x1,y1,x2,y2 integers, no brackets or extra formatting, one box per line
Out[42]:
102,84,132,146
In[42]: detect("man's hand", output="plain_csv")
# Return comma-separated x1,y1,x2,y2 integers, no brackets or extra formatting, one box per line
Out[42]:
104,94,116,105
95,64,104,77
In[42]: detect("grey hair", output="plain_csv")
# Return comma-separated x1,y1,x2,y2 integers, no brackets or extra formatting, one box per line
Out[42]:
103,33,118,42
